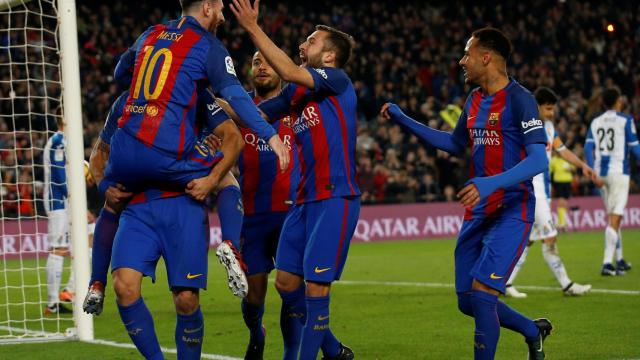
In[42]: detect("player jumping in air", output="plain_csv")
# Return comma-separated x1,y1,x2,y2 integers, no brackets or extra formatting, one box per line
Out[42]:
98,1,286,358
382,28,553,360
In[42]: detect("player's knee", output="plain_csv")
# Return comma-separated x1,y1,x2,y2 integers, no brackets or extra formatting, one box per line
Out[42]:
173,289,199,315
112,276,140,305
275,277,299,294
457,292,473,316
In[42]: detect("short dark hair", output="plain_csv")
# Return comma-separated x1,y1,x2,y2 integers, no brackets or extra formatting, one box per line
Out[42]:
534,87,558,106
316,24,355,68
471,27,513,61
180,0,204,12
602,88,620,109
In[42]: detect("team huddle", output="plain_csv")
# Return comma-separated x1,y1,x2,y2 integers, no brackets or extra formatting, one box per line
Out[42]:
40,0,640,359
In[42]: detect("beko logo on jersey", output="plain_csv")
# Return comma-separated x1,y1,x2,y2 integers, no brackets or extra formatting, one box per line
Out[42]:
207,102,223,117
293,105,321,134
469,129,501,146
244,133,293,151
313,68,328,79
521,118,543,133
225,56,236,76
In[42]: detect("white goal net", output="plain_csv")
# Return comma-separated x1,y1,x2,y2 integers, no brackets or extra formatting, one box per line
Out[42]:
0,0,92,343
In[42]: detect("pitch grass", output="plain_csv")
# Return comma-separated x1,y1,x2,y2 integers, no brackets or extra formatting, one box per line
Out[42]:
1,230,639,359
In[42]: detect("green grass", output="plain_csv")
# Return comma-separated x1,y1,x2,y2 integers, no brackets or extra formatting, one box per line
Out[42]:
1,230,639,359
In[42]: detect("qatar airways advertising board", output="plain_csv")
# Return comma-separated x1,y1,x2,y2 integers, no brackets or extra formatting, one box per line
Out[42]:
1,195,639,258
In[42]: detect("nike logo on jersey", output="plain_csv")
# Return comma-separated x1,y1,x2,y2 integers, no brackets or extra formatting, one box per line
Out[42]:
490,273,503,280
317,315,330,321
187,273,203,280
314,267,331,274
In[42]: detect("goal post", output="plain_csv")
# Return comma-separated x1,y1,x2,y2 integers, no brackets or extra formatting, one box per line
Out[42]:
0,0,92,343
58,0,92,341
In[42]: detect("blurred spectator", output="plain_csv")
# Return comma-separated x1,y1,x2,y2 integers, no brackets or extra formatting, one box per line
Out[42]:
1,0,638,207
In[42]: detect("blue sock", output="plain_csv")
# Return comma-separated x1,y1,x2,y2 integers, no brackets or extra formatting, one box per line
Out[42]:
117,297,163,360
321,329,341,358
470,290,499,360
241,300,265,343
89,208,120,286
457,292,473,317
175,306,204,360
299,295,331,360
217,186,243,249
496,301,539,339
279,285,305,360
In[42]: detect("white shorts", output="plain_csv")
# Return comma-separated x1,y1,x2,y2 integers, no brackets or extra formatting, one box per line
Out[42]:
530,174,558,241
601,175,630,216
47,209,69,248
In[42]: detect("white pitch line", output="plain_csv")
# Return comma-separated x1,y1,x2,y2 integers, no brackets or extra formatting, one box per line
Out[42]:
88,338,242,360
0,325,242,359
337,280,640,295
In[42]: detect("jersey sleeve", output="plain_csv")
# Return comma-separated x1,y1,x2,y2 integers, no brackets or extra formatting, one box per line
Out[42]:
515,92,547,144
205,41,242,93
451,107,468,149
197,88,230,132
307,67,350,94
114,27,150,85
259,84,295,121
625,116,639,146
99,91,129,145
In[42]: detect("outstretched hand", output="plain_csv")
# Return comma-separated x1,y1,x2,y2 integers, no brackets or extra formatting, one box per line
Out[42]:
380,102,402,120
229,0,260,30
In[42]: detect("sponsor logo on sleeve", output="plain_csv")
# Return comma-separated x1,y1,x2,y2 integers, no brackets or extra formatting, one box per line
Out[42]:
225,56,236,76
521,118,544,134
313,68,328,79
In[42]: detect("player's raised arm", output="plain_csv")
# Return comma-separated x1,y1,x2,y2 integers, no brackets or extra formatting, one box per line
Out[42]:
381,102,466,156
230,0,315,89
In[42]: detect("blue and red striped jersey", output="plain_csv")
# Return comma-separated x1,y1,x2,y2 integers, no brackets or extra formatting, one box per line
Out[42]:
259,67,360,204
115,16,240,158
450,79,547,222
105,87,230,204
238,92,299,215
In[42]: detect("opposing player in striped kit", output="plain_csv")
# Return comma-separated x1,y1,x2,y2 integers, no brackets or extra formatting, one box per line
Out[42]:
584,88,640,276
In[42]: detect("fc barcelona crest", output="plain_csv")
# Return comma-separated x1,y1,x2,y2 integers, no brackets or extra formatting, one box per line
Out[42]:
488,112,500,126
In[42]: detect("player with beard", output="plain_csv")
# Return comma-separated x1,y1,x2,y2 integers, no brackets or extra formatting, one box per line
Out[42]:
238,51,299,359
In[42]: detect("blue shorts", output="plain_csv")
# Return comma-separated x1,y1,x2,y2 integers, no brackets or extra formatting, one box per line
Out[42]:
276,196,360,283
455,217,532,294
104,129,222,192
240,211,288,275
111,195,210,289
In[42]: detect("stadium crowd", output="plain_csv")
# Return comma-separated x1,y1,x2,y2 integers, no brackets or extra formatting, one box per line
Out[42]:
1,0,639,218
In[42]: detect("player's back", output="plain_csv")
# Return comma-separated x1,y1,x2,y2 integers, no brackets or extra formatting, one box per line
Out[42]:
117,16,229,158
588,110,635,176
